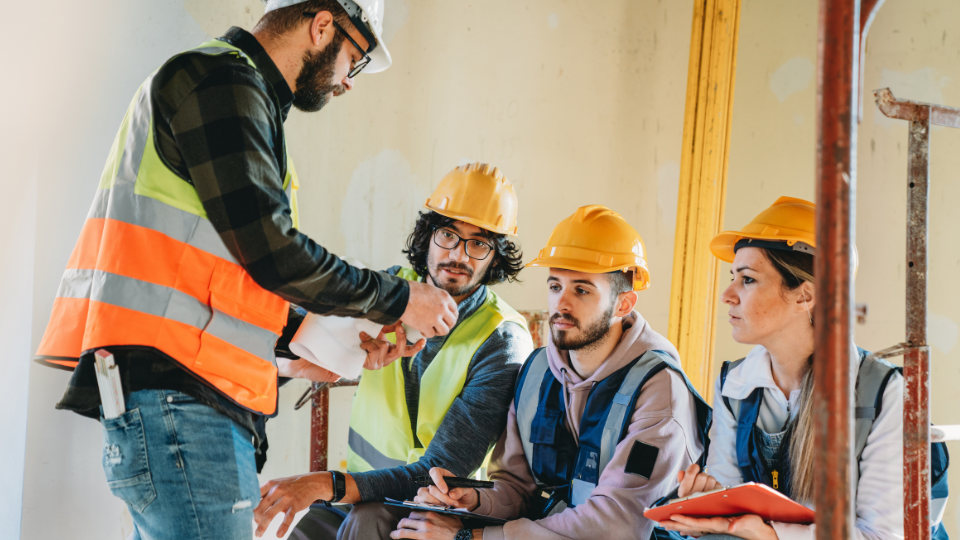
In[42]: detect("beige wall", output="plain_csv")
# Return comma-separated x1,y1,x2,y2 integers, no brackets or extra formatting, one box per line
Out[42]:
13,0,960,538
718,0,960,536
19,0,694,538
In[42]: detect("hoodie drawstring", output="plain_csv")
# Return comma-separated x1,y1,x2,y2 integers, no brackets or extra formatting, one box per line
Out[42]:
560,367,596,440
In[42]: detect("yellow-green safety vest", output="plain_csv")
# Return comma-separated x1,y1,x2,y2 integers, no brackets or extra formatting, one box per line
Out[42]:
347,268,530,472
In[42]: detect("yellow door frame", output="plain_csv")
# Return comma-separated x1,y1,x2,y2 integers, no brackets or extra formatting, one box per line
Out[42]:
668,0,741,401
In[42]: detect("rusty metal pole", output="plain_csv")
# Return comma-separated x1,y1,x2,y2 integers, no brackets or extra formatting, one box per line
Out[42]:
904,106,932,540
814,0,858,538
310,386,330,472
875,86,960,540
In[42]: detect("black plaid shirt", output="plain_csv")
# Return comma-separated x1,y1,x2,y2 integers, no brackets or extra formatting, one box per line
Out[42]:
57,28,408,463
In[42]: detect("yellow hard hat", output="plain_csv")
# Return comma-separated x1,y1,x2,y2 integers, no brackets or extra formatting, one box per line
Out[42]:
710,196,816,263
526,205,651,291
711,196,859,276
425,163,519,236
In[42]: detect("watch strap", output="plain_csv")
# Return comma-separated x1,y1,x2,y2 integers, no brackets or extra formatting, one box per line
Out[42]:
329,471,347,503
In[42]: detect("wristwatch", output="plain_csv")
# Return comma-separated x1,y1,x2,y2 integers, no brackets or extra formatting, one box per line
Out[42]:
454,529,473,540
329,471,346,503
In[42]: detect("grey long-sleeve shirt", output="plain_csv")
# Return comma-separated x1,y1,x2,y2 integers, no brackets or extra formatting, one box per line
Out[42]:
351,268,534,502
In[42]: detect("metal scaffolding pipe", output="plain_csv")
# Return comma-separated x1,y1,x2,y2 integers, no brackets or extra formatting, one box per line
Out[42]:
903,107,932,540
814,1,859,538
873,86,960,540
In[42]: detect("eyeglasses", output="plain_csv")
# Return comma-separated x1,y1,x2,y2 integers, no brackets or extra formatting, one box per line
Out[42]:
302,13,372,78
433,229,495,261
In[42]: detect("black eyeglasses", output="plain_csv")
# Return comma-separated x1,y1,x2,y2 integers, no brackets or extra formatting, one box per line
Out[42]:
302,13,372,78
433,229,494,261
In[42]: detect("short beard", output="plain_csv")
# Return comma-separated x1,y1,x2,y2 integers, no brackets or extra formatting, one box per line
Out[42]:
428,260,486,298
551,302,616,352
292,36,345,112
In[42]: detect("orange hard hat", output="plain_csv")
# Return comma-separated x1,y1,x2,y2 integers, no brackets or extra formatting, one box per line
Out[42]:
526,205,651,291
711,196,858,275
425,163,519,236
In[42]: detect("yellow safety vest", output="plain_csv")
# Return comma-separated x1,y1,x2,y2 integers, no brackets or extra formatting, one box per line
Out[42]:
347,268,529,472
34,39,300,416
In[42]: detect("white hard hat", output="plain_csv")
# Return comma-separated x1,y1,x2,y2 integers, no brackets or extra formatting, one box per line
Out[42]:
262,0,391,73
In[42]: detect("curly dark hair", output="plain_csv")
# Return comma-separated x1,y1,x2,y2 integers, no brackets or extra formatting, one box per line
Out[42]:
402,211,524,285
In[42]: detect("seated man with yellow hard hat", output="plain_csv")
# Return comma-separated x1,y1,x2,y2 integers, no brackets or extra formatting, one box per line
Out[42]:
255,163,534,539
395,205,712,540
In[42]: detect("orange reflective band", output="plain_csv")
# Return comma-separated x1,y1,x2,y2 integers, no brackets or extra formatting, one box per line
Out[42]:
194,332,279,416
209,259,288,334
83,218,285,333
66,218,106,270
36,297,90,359
80,300,277,415
95,218,213,296
82,300,202,364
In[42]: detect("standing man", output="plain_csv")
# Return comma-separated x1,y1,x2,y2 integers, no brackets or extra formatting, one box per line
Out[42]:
396,206,712,540
34,1,456,539
254,163,535,539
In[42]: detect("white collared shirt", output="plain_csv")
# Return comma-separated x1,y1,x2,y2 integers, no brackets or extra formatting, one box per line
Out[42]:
706,345,906,540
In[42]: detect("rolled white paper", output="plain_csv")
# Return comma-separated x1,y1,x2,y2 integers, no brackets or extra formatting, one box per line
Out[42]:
290,313,382,380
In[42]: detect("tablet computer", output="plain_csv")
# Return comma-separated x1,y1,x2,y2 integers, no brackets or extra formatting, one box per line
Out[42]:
643,483,815,525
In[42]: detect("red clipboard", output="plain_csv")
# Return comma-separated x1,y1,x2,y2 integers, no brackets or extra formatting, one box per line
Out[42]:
643,483,815,525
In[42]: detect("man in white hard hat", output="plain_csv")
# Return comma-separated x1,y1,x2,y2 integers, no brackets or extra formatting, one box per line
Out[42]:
39,1,458,539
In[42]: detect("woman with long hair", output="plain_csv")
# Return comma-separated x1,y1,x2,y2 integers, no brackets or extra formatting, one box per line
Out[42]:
659,197,918,540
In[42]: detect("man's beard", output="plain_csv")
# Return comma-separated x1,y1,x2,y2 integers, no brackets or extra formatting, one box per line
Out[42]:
292,37,345,112
428,261,483,298
550,302,616,352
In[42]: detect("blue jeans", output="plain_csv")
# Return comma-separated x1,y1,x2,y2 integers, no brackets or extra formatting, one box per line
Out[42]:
100,389,260,540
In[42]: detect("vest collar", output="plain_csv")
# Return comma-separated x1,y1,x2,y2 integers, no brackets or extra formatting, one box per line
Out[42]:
722,343,862,401
422,282,489,346
720,345,782,401
220,27,295,120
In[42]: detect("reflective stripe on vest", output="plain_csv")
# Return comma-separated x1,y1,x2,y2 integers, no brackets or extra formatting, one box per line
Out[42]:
34,39,301,416
721,350,949,529
346,268,531,473
515,348,712,507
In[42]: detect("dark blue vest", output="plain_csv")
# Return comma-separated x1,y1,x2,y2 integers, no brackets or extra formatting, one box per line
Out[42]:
514,348,712,515
720,350,949,539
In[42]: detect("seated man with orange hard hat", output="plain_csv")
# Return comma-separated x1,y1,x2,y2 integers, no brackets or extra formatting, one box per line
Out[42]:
393,205,712,540
254,163,534,539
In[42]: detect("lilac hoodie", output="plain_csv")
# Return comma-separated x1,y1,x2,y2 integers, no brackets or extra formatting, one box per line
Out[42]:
474,312,703,540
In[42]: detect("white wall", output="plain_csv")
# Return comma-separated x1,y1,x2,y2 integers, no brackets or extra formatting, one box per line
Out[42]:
0,3,41,538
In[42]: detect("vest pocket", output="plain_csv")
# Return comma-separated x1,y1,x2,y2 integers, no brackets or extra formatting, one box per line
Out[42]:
101,408,157,513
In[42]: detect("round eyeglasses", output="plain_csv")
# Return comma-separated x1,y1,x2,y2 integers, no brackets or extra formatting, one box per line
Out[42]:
433,229,494,260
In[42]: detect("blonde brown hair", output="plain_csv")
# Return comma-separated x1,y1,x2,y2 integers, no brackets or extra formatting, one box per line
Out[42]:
762,248,815,503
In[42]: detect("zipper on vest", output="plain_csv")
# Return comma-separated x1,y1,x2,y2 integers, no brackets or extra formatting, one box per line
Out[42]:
772,470,779,489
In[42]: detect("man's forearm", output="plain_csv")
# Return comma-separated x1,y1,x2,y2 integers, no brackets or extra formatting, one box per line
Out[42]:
342,473,361,504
